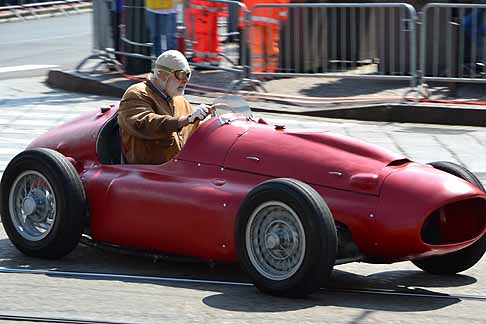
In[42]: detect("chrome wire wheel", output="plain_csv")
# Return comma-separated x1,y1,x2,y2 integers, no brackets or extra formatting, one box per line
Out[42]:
245,201,306,281
8,170,57,242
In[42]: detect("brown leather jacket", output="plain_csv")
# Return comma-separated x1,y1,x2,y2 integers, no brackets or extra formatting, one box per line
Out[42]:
117,80,199,164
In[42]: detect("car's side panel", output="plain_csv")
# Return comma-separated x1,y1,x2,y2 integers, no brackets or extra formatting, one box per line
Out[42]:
83,160,260,261
219,169,382,260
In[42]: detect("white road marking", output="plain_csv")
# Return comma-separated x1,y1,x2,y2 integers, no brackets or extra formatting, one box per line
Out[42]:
0,65,59,73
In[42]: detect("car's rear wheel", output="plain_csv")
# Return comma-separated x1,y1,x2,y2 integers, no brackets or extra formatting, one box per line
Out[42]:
412,161,486,274
0,148,86,259
235,178,337,297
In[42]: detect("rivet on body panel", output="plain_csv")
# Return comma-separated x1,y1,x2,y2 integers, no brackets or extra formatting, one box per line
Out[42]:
369,214,375,218
222,244,227,248
223,203,227,207
221,167,224,171
197,163,201,167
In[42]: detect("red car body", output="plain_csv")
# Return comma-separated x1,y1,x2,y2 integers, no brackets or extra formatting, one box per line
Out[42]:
26,105,486,264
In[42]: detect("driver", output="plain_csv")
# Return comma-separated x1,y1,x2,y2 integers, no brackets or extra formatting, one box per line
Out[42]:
118,50,211,164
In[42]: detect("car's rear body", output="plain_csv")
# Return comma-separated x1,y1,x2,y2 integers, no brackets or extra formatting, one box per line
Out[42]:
26,106,486,264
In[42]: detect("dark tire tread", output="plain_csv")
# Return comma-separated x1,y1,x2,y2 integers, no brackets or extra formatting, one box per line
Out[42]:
0,148,86,259
235,178,337,297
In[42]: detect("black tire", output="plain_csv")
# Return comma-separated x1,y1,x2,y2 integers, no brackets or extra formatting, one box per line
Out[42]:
412,161,486,274
0,148,86,259
235,178,337,297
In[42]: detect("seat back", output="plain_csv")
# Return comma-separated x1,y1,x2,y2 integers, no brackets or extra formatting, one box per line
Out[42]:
96,114,122,165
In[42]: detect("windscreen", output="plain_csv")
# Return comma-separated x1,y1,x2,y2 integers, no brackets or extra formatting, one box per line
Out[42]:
212,95,253,122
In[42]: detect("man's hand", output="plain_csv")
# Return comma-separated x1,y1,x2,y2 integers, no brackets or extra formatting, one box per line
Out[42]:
188,104,211,124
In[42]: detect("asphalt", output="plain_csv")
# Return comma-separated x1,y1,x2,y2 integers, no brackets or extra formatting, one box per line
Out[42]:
46,67,486,127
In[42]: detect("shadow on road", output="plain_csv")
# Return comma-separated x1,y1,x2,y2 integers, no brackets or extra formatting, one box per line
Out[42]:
330,269,476,289
202,285,460,313
0,238,470,313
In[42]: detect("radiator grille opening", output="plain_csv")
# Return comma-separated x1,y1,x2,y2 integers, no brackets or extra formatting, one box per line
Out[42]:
421,198,486,245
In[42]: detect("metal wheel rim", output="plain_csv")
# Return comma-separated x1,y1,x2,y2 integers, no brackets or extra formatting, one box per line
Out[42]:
8,170,57,241
245,201,306,281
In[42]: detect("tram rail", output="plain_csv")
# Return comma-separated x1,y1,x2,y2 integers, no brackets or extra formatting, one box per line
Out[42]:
0,266,484,302
0,313,134,324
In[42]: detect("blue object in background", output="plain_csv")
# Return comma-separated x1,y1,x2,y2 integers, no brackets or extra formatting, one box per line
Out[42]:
145,11,177,56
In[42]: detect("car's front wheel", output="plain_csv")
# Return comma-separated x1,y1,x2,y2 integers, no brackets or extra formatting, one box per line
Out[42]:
235,178,337,297
412,161,486,274
0,148,86,259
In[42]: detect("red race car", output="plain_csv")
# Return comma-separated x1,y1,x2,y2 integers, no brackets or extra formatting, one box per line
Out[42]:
1,96,485,297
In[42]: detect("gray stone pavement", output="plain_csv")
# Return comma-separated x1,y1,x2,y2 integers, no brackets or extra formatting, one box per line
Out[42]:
1,76,486,324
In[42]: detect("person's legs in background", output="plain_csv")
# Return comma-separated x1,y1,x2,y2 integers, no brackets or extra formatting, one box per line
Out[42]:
146,10,162,56
109,0,122,62
267,26,280,73
226,1,239,43
159,13,168,52
250,25,264,73
166,12,178,50
207,10,222,66
193,9,209,63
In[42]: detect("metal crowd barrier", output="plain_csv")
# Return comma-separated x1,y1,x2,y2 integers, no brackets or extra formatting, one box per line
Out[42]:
0,0,88,19
77,0,153,74
246,3,418,89
78,0,251,78
76,1,486,94
420,3,486,87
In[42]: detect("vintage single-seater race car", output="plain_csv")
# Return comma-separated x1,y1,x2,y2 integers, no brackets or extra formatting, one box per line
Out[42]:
1,96,485,297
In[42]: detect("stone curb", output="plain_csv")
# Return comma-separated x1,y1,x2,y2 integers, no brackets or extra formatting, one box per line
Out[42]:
47,70,126,98
46,69,486,127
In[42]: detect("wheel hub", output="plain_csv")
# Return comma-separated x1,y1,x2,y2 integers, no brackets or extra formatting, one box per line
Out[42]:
22,196,36,216
9,171,56,241
246,201,306,281
25,189,48,222
266,233,280,250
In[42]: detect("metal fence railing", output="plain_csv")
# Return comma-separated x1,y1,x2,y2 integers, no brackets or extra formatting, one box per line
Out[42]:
77,0,152,73
0,0,90,20
420,3,486,88
73,1,486,96
246,3,418,89
77,0,254,89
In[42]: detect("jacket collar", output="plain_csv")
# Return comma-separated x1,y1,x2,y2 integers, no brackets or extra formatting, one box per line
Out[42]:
147,77,172,105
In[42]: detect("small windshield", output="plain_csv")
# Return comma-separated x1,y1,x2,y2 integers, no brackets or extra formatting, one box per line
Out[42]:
212,95,253,123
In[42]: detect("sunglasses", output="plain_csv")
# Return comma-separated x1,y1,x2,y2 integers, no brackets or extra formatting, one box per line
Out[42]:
157,65,191,81
172,70,191,81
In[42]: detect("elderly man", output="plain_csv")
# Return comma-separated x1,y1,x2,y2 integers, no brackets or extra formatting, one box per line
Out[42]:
118,50,210,164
